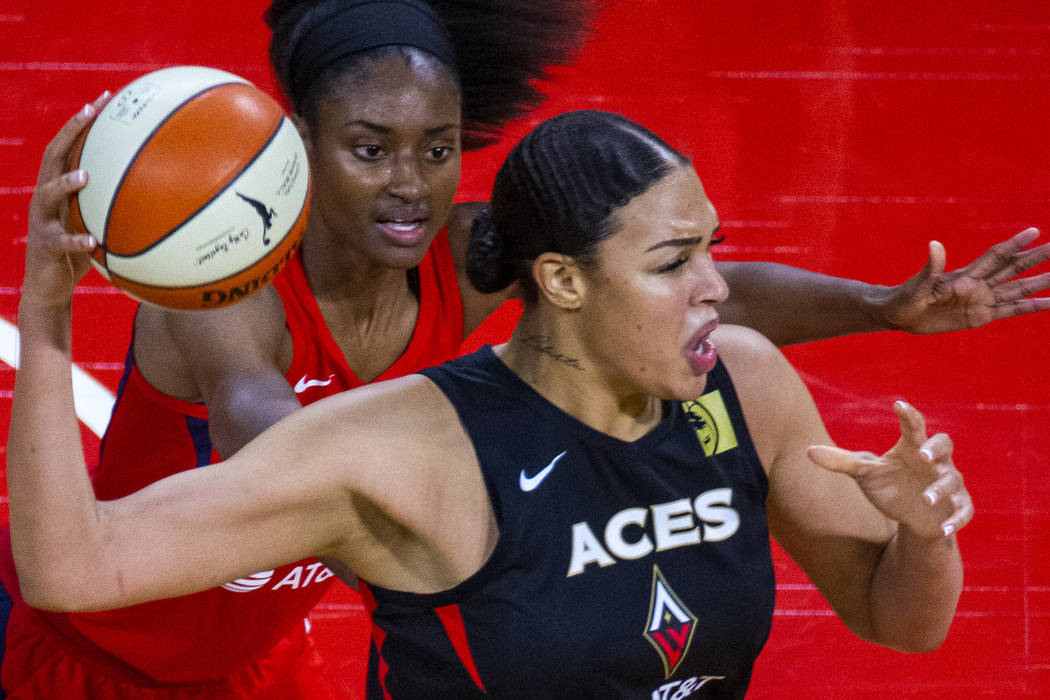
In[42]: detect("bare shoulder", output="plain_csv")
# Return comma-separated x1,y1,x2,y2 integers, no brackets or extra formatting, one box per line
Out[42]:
710,324,814,469
711,323,787,383
282,373,475,502
262,373,490,590
134,285,290,401
298,371,474,465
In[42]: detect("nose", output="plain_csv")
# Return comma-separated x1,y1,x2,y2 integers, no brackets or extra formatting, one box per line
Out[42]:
385,154,429,202
689,256,729,306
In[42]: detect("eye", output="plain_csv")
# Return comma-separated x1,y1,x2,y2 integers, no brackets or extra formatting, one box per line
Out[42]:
709,234,726,248
427,145,456,162
353,144,385,161
655,254,691,273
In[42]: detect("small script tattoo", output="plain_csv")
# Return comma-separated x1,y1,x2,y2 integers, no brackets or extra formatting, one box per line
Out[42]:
520,336,584,370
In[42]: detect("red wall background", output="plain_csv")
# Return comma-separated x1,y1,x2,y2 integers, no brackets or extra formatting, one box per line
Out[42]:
2,1,1048,696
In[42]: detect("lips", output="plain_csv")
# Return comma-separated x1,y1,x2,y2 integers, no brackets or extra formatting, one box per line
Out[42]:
375,207,430,246
683,319,719,376
376,218,428,245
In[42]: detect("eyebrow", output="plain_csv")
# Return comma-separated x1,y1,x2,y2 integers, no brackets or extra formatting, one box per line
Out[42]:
644,223,721,253
345,120,459,136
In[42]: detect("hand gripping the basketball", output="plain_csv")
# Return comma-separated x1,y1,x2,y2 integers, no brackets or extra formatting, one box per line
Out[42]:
23,94,111,309
807,401,973,540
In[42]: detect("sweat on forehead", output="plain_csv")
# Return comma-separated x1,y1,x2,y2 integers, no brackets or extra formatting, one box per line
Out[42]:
288,0,455,107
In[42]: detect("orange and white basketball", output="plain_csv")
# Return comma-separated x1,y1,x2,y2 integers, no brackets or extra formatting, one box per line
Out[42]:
67,65,309,310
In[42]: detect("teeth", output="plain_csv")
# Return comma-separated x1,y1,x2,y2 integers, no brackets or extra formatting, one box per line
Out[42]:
384,221,420,231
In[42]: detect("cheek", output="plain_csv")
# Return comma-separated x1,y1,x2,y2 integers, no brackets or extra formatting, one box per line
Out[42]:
598,282,678,351
430,164,460,212
319,160,381,209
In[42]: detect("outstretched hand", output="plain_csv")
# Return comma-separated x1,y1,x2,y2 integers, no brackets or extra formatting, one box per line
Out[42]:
807,401,973,540
881,228,1050,334
22,92,111,309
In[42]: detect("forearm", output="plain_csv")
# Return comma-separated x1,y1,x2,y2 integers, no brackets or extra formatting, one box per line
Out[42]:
8,299,103,609
716,261,894,346
867,524,964,652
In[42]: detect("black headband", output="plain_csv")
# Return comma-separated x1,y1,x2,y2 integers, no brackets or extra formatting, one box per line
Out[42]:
288,0,456,107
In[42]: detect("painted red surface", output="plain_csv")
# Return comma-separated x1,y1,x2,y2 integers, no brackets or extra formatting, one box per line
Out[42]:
1,1,1048,697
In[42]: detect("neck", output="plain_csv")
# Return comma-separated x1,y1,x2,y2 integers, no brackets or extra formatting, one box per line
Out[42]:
299,227,415,312
497,315,663,442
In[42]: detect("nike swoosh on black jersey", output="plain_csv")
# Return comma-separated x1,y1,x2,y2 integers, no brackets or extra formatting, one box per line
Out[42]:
519,451,568,492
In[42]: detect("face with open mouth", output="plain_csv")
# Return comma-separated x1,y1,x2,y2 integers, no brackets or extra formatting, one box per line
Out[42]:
302,51,462,270
576,164,728,402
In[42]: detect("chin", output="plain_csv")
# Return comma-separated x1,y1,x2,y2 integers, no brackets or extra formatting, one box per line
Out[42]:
667,374,711,403
374,241,431,270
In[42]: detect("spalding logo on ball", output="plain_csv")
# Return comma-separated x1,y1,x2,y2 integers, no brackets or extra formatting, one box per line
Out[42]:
67,66,310,310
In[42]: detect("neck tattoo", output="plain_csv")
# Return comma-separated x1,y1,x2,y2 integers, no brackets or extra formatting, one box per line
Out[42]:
520,336,584,370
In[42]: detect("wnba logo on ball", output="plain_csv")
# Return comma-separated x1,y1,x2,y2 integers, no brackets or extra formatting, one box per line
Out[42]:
235,192,277,245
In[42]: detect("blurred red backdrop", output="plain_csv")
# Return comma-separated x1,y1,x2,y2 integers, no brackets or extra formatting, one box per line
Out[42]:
2,1,1048,696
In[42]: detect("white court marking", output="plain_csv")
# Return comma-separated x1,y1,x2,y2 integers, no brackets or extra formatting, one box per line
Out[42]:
0,318,115,437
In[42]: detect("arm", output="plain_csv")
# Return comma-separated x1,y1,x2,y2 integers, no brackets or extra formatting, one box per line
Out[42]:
7,100,354,611
134,286,301,458
718,326,971,651
716,230,1050,346
10,102,493,613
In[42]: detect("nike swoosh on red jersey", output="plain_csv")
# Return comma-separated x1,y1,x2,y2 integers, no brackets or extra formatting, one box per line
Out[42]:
294,374,335,393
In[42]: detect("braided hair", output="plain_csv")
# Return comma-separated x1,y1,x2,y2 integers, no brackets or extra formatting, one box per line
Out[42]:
264,0,596,149
467,110,690,301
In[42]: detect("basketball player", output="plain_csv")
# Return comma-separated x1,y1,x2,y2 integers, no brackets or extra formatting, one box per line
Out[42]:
0,2,595,697
12,108,973,699
4,1,1048,697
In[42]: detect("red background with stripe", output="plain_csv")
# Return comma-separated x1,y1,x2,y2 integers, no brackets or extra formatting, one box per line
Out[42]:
1,1,1048,697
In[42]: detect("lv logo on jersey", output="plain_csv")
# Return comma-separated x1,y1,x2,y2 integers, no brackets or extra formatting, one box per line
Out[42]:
681,390,738,457
644,565,697,678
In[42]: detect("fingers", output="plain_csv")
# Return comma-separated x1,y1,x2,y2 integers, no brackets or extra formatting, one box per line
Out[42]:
894,400,928,448
987,240,1050,287
912,428,970,538
941,490,975,537
36,92,110,187
806,444,878,476
993,269,1050,302
29,168,96,252
812,402,973,540
963,227,1042,282
993,295,1050,320
991,280,1050,321
922,458,972,537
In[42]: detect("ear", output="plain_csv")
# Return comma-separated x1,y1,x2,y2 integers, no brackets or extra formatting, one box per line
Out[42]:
533,253,586,310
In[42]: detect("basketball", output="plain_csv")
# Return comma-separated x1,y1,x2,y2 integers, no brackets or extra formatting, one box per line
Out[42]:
67,65,310,310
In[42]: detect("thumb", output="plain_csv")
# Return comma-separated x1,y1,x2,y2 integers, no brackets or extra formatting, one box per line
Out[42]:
807,444,870,476
923,240,947,278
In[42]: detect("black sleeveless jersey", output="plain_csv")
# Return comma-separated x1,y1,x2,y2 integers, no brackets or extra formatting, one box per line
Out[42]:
362,346,775,699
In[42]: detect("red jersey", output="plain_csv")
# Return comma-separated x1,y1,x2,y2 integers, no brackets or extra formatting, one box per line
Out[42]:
9,229,464,688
